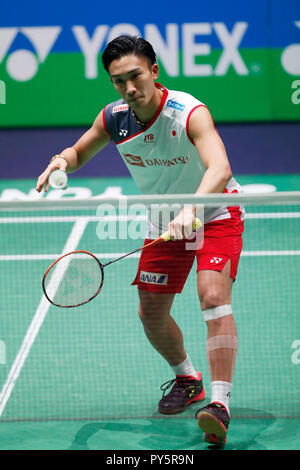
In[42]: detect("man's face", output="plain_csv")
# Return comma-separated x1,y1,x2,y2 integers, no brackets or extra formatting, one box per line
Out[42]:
108,54,159,111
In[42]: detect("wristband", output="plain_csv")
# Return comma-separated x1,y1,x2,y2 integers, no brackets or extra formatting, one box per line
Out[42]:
50,154,66,163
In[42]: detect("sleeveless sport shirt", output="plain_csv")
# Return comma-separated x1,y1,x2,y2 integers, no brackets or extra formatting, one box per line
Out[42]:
104,83,244,236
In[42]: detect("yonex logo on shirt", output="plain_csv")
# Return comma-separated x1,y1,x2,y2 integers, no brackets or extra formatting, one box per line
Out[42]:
140,271,168,285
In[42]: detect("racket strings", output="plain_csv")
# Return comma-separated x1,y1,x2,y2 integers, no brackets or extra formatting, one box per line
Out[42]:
43,252,103,307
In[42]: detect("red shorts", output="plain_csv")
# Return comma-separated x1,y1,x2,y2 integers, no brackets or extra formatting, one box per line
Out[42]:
132,214,244,293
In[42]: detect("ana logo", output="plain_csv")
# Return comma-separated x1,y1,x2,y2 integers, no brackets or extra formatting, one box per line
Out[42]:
140,271,168,285
144,133,154,143
119,129,128,137
113,104,129,113
167,99,185,111
210,257,223,264
123,153,145,167
0,27,61,81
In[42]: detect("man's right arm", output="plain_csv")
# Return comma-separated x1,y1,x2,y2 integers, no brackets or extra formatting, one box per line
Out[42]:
36,109,111,192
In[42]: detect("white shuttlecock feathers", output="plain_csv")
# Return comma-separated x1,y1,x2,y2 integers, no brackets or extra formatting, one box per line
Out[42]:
49,169,68,189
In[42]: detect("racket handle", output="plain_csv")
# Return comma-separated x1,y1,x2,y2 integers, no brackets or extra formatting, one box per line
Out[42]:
160,217,202,242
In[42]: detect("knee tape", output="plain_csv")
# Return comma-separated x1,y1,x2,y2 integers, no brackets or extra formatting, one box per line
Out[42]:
202,304,232,322
206,335,238,353
206,335,238,380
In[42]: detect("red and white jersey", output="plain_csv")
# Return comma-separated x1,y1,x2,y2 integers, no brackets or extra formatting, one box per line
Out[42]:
104,83,244,236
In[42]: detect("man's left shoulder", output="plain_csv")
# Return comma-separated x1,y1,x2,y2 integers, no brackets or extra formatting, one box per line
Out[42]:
166,89,205,112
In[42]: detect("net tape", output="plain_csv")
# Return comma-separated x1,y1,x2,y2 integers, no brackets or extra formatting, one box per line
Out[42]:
1,191,300,212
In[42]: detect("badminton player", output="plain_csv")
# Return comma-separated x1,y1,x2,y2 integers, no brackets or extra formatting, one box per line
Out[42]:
36,35,244,446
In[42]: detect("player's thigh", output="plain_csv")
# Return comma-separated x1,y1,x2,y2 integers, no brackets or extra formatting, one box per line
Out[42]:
196,221,243,310
197,260,233,311
132,239,195,294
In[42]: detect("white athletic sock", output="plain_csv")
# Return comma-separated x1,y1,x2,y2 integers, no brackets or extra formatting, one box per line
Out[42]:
211,381,232,415
171,355,198,379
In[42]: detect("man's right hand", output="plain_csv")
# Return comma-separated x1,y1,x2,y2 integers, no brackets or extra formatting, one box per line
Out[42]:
36,108,110,193
36,155,68,193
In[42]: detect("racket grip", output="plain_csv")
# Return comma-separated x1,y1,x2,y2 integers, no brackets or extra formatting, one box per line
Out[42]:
160,217,202,242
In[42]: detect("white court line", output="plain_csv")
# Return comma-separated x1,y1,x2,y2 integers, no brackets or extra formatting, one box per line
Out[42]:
241,251,300,256
0,215,147,223
1,251,300,262
245,212,300,219
0,253,141,261
1,212,300,223
0,219,88,418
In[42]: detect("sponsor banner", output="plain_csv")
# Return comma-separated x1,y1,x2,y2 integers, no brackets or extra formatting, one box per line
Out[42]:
0,123,299,179
0,0,299,125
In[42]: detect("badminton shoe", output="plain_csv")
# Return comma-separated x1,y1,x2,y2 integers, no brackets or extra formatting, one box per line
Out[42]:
195,402,230,445
158,372,205,414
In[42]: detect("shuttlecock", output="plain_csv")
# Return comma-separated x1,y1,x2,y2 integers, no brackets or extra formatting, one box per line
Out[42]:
49,169,68,189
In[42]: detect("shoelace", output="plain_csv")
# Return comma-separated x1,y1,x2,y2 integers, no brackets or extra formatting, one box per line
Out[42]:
160,377,197,398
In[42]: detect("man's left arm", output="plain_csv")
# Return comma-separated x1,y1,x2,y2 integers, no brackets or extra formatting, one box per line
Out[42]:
168,106,232,239
189,106,232,195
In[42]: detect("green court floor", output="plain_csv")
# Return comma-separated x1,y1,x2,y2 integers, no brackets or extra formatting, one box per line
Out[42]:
1,417,300,450
0,174,299,450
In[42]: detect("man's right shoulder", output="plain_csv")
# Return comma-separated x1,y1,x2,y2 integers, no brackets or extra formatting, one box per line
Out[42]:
103,99,143,143
103,99,129,141
105,99,129,116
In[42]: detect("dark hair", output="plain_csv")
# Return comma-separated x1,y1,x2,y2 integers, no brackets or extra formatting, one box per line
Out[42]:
102,35,157,72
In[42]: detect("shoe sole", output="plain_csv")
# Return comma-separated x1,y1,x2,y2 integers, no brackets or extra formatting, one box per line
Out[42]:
197,411,227,444
159,388,206,415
